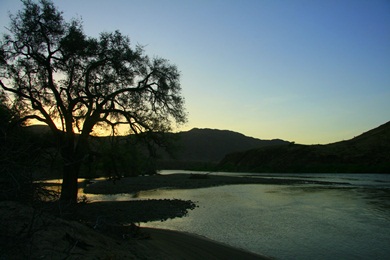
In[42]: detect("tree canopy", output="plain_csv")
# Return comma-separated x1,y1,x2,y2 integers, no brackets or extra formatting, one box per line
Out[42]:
0,0,187,203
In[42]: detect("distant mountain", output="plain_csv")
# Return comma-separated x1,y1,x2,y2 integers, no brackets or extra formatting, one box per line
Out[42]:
161,128,288,163
218,121,390,173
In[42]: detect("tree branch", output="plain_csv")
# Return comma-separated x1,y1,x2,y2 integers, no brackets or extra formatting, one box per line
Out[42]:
0,79,59,134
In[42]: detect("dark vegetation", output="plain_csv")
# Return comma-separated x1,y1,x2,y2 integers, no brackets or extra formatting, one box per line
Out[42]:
0,92,60,204
218,121,390,173
0,95,35,202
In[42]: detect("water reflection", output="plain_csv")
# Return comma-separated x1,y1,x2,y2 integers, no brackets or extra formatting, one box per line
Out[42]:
285,185,390,219
362,188,390,214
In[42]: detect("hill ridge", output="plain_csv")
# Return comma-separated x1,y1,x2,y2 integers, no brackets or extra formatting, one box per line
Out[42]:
218,121,390,173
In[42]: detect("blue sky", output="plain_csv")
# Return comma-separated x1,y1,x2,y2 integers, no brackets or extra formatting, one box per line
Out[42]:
1,0,389,144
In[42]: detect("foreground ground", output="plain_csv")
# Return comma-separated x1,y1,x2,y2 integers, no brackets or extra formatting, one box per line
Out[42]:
2,173,334,259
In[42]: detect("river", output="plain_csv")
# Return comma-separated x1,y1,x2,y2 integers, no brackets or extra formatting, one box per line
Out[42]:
88,171,390,259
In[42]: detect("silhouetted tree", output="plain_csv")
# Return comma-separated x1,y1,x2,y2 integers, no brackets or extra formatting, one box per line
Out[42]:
0,0,187,204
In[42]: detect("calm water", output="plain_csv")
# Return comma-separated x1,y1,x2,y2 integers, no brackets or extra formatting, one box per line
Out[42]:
88,172,390,259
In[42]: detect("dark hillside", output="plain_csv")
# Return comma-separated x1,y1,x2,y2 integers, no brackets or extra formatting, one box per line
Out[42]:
218,121,390,173
328,121,390,152
25,124,51,135
169,128,287,162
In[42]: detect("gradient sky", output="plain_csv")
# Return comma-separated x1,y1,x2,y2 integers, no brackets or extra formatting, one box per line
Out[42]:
1,0,389,144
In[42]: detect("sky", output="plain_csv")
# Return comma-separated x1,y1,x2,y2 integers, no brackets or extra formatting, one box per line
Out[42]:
1,0,389,144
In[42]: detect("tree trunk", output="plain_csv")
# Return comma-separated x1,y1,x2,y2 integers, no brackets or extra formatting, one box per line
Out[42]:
59,132,89,204
60,161,80,204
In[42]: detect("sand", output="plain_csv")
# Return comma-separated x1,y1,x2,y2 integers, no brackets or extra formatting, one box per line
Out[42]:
141,227,272,259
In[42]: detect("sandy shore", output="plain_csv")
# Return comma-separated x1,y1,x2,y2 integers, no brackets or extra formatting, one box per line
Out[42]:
141,227,272,259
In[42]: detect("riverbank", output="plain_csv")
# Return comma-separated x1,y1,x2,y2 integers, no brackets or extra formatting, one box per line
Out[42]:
141,227,271,259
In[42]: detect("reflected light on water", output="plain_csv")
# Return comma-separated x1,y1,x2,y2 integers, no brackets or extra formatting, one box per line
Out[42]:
136,174,390,260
